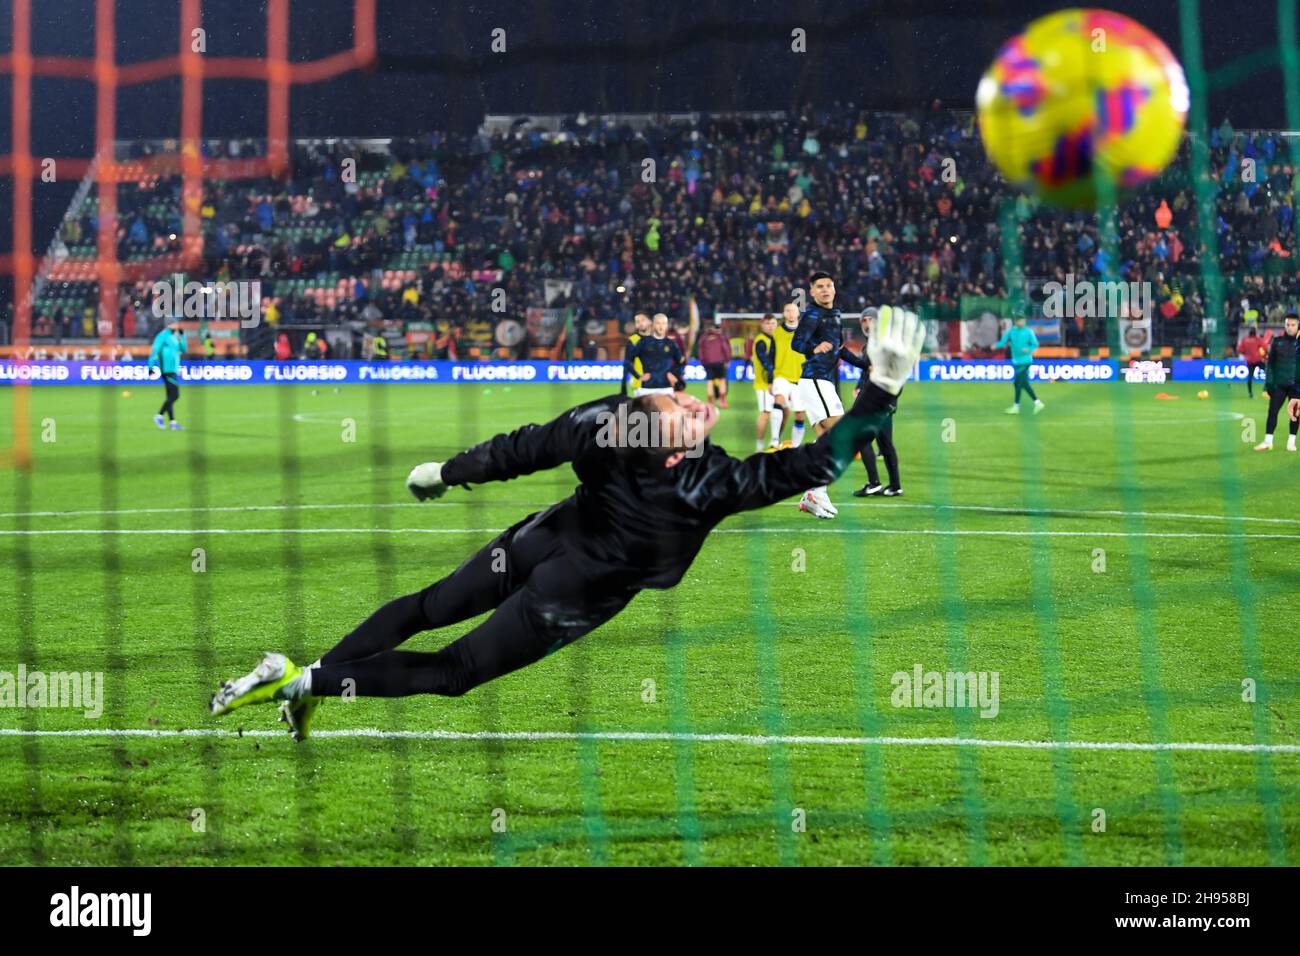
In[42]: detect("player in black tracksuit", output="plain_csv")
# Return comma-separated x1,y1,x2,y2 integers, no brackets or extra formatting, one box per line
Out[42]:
1259,314,1299,451
839,311,901,496
206,310,924,725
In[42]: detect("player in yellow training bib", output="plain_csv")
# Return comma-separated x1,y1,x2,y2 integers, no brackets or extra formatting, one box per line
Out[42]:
751,313,778,451
769,301,808,447
621,312,651,396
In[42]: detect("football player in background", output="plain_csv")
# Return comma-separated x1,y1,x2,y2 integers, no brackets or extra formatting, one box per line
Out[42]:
1237,323,1269,399
791,271,846,518
751,313,778,451
620,312,651,396
209,308,926,739
697,321,733,409
842,308,903,496
995,314,1044,415
148,320,186,431
1256,312,1299,452
770,301,808,448
625,313,684,396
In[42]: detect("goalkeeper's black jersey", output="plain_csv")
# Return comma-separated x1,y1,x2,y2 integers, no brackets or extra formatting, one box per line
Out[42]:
440,389,896,589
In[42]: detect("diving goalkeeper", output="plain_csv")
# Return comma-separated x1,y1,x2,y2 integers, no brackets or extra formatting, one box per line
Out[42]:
210,308,925,740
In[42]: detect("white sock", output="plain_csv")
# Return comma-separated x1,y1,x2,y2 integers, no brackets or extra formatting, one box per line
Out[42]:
791,421,805,447
770,407,784,442
1262,434,1274,446
756,437,765,452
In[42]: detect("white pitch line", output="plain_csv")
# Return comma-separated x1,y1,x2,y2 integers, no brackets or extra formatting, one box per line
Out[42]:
0,527,493,535
4,500,1299,526
0,502,434,519
0,727,1296,753
842,501,1300,527
2,527,1298,540
713,528,1300,539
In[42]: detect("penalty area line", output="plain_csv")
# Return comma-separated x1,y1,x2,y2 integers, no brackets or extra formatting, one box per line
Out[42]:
0,727,1297,753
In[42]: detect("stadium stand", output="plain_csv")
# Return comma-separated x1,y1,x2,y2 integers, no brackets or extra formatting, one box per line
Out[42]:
9,109,1299,359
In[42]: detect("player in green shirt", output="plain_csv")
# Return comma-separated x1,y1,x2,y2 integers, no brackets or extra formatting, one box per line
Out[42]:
994,316,1044,415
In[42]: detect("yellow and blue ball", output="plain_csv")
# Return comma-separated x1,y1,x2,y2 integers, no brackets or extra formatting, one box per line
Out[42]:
976,8,1188,209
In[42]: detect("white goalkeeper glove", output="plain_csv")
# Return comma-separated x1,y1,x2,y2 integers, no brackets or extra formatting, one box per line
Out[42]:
866,305,925,395
406,461,449,501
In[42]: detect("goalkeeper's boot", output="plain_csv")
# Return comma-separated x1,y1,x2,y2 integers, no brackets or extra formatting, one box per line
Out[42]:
154,414,166,429
799,491,834,519
1004,404,1020,415
278,696,322,742
814,488,838,516
1032,400,1045,415
210,653,302,717
1254,436,1273,451
170,421,184,430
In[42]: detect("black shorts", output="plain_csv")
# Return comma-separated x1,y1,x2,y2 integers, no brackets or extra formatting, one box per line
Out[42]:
704,363,727,380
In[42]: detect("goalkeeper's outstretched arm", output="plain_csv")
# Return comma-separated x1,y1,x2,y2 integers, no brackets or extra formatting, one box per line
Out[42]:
406,396,614,499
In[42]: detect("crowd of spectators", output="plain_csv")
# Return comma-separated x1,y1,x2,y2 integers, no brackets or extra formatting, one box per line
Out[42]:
12,106,1299,355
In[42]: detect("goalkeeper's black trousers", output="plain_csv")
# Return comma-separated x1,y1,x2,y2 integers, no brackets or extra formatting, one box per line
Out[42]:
309,513,638,698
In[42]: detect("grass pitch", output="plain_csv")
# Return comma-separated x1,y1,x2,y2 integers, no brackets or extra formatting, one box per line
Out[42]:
0,376,1297,865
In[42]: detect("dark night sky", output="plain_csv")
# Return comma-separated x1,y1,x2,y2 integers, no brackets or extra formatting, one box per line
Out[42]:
0,0,1293,269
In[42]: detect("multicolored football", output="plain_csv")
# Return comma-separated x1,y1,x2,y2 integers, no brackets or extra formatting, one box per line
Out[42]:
976,8,1189,209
